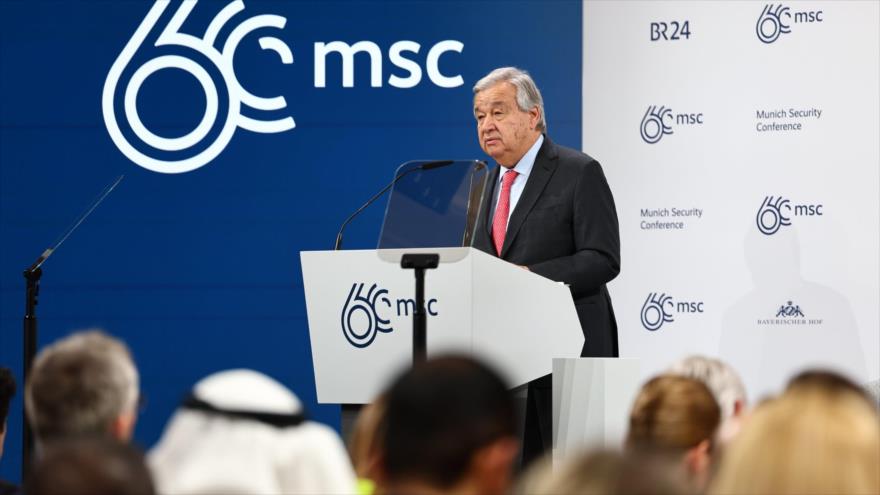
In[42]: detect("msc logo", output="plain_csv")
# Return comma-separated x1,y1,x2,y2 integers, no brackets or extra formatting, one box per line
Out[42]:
640,292,704,331
756,196,824,235
776,300,804,318
640,106,703,144
341,283,394,348
756,4,824,44
340,283,440,348
103,0,294,174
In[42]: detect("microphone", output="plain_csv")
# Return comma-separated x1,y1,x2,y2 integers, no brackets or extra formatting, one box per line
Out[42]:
334,160,454,250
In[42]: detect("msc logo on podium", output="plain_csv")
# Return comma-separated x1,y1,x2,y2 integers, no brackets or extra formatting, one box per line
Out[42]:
341,283,394,348
103,0,295,174
340,283,440,348
640,292,704,332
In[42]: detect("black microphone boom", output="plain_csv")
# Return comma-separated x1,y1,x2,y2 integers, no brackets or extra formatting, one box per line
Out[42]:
333,160,454,250
21,174,123,478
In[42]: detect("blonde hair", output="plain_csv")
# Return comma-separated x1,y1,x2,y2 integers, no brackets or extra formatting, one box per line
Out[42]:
711,383,880,495
626,375,721,455
515,450,687,495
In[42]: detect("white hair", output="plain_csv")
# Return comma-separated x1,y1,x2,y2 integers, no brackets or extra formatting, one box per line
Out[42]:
26,330,138,443
668,355,747,420
473,67,547,132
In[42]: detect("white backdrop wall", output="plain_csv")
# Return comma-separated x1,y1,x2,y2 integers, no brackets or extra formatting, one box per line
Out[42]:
582,0,880,401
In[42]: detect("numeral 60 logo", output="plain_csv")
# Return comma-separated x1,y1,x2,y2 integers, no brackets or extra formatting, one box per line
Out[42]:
102,0,295,174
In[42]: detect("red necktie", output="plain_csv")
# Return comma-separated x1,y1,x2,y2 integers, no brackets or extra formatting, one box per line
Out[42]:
492,170,519,255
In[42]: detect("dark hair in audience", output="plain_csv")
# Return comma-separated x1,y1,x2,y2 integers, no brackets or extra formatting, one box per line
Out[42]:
382,355,516,488
349,393,388,479
0,368,15,432
627,375,721,455
25,437,155,495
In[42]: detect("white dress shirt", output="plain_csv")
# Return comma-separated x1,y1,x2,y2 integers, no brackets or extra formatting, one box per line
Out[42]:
491,134,544,228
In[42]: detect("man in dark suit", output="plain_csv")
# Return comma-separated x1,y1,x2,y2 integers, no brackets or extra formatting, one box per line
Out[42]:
471,67,620,465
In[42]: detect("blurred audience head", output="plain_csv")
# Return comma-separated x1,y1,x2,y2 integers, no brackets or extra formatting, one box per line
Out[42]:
25,437,154,495
516,449,687,495
348,393,388,492
380,355,517,495
668,355,747,443
712,369,880,495
26,330,139,448
627,375,721,492
149,369,356,494
786,369,872,401
0,367,15,460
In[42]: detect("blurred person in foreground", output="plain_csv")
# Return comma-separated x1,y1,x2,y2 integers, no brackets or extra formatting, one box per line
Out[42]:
379,355,518,495
712,369,880,495
26,330,139,450
348,394,388,495
626,375,721,493
786,369,875,404
0,368,17,495
514,449,687,495
25,437,154,495
149,369,356,495
667,355,747,445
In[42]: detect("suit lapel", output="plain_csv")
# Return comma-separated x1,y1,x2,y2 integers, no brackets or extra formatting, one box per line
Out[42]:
500,137,558,258
482,166,500,239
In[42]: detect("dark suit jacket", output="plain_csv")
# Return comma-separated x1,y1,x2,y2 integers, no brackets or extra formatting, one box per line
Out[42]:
473,136,621,357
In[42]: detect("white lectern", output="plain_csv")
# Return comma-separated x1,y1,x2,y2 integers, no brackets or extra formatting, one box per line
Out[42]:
301,247,584,404
552,358,642,461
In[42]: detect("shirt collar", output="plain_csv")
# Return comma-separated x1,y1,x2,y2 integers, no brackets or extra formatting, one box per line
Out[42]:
499,134,544,182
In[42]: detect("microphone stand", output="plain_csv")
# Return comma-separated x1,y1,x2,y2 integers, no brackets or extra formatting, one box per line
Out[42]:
20,175,123,477
334,161,450,439
400,253,439,364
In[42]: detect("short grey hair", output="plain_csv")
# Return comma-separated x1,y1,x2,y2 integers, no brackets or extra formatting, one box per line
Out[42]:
473,67,546,132
668,355,747,421
26,330,139,443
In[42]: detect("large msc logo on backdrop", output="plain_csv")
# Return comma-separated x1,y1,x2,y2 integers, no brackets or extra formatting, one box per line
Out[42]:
756,196,824,235
639,106,703,144
341,283,439,348
640,292,704,331
103,0,295,174
104,1,465,174
756,4,824,44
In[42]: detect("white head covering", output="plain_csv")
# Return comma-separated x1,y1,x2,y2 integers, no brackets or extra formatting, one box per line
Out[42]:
149,369,356,495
